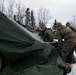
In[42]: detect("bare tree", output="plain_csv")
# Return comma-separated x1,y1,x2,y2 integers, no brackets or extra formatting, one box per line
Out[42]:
15,2,25,24
25,8,31,27
71,15,76,28
37,7,52,27
31,10,36,30
6,0,15,18
0,0,5,13
52,19,57,30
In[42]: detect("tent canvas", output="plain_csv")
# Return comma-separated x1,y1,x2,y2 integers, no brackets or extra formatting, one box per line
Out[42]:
0,11,70,75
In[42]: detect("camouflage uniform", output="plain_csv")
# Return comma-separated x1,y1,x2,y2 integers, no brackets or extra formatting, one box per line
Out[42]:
66,22,76,33
57,25,76,63
44,28,54,42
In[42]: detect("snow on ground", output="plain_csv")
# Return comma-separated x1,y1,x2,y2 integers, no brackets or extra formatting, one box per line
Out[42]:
67,64,76,75
67,51,76,75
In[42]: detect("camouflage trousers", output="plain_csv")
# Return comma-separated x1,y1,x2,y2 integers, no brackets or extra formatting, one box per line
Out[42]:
61,39,76,63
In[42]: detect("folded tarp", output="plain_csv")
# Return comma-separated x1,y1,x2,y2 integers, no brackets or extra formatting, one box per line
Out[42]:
0,11,70,75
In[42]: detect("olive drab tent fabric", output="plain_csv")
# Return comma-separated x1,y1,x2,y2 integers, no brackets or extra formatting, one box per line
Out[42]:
0,11,70,75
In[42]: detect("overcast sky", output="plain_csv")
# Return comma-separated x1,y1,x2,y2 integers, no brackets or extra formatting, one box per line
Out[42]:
1,0,76,27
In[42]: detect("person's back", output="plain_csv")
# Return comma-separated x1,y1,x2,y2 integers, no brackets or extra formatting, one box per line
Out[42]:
57,23,76,44
59,26,76,41
44,28,54,42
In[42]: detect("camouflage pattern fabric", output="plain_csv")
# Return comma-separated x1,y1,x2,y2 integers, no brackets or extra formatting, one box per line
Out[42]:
57,25,76,63
44,29,54,42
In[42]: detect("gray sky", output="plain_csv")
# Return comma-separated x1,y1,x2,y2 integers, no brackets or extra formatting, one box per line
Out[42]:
1,0,76,27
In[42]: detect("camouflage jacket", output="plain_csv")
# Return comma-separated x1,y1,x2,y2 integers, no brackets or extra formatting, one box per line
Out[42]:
57,26,76,48
44,29,54,42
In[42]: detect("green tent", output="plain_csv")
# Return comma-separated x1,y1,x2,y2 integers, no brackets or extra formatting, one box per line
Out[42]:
0,11,70,75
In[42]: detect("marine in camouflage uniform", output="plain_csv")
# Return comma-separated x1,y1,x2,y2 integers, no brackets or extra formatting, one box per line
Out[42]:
44,28,54,42
66,22,76,33
56,22,76,63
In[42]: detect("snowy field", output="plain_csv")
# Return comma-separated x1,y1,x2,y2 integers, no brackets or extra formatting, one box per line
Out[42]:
67,63,76,75
67,51,76,75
